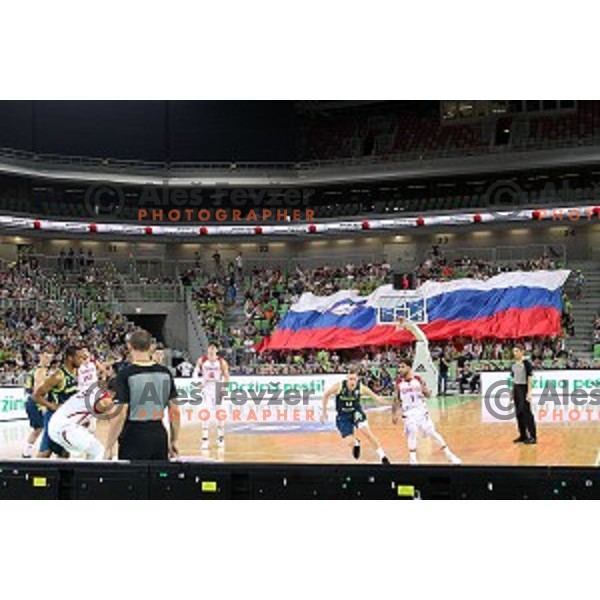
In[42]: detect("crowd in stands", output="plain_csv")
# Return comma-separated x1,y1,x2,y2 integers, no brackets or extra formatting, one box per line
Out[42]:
594,314,600,344
0,261,136,384
186,260,393,368
415,246,560,283
562,294,575,337
184,248,591,382
233,337,600,397
0,266,40,300
0,248,598,390
189,274,227,347
573,270,586,300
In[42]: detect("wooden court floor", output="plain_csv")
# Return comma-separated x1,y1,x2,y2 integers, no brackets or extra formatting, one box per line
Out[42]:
2,395,600,465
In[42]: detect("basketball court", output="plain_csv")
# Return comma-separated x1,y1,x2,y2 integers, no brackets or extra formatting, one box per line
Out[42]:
2,280,595,467
3,395,600,466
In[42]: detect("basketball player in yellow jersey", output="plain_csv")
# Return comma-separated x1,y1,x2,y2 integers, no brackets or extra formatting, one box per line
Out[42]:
33,346,86,458
22,350,53,458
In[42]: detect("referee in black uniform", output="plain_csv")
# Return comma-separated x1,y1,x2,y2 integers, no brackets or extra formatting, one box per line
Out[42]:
104,329,180,460
511,345,536,444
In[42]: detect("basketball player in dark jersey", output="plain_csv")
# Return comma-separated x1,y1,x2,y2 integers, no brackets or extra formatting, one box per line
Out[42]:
320,370,390,464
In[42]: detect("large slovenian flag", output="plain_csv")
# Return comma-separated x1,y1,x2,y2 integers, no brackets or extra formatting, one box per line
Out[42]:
257,270,570,351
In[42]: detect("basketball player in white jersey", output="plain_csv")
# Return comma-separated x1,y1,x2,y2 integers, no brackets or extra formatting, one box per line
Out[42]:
77,348,110,434
193,344,230,451
47,378,116,460
78,348,98,390
393,358,461,465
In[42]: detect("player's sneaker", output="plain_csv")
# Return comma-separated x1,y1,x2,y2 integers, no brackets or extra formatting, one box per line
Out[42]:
447,452,462,465
352,439,361,460
409,453,418,465
21,443,34,458
381,456,390,465
201,439,209,451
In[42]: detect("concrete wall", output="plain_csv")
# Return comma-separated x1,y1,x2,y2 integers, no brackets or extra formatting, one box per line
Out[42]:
117,301,188,352
0,241,18,264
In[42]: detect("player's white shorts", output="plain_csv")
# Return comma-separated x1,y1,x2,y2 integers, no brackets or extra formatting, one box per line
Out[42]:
48,417,104,460
403,408,436,437
200,384,227,422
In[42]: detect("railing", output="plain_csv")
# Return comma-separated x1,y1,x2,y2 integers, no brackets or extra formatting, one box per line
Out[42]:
0,297,64,312
224,347,259,369
35,272,60,302
22,253,390,282
428,244,567,266
32,254,135,278
241,253,387,273
25,254,171,282
110,283,184,303
185,290,208,360
3,135,600,178
0,372,26,386
0,146,296,176
495,244,567,264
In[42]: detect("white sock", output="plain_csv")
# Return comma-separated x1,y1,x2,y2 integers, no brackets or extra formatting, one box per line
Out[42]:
376,447,385,459
22,443,34,457
445,447,461,463
354,438,361,447
86,438,105,461
409,450,418,464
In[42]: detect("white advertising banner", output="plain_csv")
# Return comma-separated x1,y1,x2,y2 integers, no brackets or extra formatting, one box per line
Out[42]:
0,387,27,422
173,373,344,425
0,374,349,425
481,370,600,424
